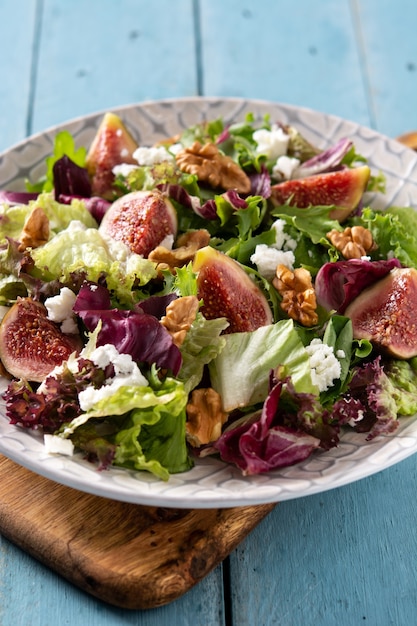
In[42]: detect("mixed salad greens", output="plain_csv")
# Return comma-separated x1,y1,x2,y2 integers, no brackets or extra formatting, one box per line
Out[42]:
1,111,417,481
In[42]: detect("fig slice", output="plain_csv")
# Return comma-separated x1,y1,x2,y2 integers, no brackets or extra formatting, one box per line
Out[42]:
85,112,138,199
344,267,417,359
270,165,370,222
193,246,273,333
0,298,82,382
99,189,178,257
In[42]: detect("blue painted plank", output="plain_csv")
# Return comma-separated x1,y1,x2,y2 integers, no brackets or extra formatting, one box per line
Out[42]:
0,0,38,150
0,537,226,626
198,0,372,127
229,456,417,626
30,0,199,135
354,0,417,138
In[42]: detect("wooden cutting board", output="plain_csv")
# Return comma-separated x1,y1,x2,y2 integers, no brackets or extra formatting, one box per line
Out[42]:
0,454,275,609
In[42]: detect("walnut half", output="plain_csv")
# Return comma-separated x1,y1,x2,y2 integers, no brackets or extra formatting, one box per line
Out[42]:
273,264,318,327
18,205,50,252
176,141,251,194
160,295,199,347
148,229,211,272
327,226,376,259
186,387,229,448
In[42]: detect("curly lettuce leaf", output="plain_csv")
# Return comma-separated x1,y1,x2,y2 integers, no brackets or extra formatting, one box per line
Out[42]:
30,223,157,303
356,207,417,268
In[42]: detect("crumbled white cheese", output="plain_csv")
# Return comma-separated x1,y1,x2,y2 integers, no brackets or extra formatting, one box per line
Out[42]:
112,163,138,177
272,155,301,181
133,145,174,166
253,124,290,161
78,344,148,411
44,287,78,335
168,142,183,155
44,434,74,456
250,219,297,279
250,245,295,280
271,219,297,251
66,220,88,233
306,338,342,392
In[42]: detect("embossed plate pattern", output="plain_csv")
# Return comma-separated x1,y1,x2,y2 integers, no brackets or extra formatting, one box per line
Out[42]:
0,97,417,509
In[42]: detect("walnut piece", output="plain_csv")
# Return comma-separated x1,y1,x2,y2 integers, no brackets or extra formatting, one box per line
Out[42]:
148,229,210,271
327,226,376,259
273,264,318,327
18,205,50,251
186,387,228,448
176,141,251,194
160,295,199,347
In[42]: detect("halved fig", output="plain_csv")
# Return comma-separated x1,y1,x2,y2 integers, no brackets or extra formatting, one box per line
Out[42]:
193,246,273,333
270,165,370,222
344,267,417,359
0,298,82,382
99,189,178,257
85,112,138,199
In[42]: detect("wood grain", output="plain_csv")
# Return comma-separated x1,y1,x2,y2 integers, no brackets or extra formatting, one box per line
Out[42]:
0,455,275,610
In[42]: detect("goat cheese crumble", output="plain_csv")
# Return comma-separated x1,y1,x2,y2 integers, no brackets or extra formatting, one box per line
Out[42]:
250,219,297,279
253,124,290,161
133,145,174,166
272,155,301,180
78,344,148,411
44,434,74,456
44,287,78,334
306,338,342,392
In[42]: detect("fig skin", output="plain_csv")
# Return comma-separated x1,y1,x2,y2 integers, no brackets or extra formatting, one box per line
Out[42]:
99,189,178,258
344,267,417,359
270,165,370,222
0,298,82,382
193,246,273,333
85,112,138,200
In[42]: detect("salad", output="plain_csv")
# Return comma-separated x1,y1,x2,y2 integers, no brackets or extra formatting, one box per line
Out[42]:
1,110,417,483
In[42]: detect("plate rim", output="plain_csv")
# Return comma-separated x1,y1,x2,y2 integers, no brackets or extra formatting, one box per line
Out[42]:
1,96,417,508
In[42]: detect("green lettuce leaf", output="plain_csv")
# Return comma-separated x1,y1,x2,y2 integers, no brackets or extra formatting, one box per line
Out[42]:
209,319,318,412
0,193,97,246
66,374,191,480
356,207,417,268
178,312,229,394
385,359,417,416
30,223,157,303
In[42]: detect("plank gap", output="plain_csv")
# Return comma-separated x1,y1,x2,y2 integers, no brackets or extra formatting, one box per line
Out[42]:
222,555,233,626
192,0,203,95
26,0,44,137
349,0,377,129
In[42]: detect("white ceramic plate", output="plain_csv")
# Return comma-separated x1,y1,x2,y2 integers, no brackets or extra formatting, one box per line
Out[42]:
1,97,417,509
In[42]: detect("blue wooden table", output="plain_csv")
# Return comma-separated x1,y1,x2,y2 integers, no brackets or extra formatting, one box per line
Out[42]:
1,1,417,624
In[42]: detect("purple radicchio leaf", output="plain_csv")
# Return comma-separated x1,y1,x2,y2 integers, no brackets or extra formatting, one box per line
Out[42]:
53,155,92,199
293,137,353,179
315,258,402,314
73,283,182,375
0,190,39,205
221,189,248,209
157,183,218,220
136,293,177,319
214,376,321,475
249,164,271,199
